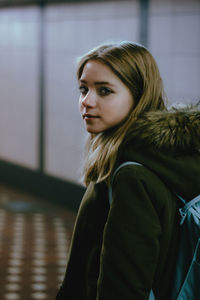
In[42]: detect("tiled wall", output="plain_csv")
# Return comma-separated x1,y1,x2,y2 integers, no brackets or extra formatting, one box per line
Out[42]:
149,0,200,103
0,6,39,169
0,0,199,184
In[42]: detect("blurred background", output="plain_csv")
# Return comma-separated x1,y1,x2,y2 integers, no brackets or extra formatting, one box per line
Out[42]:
0,0,199,205
0,1,199,299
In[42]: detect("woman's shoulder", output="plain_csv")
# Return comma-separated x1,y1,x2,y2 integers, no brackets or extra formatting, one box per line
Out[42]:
111,162,176,214
112,162,162,186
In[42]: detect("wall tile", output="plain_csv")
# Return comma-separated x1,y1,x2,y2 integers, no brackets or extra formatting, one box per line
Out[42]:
0,7,40,169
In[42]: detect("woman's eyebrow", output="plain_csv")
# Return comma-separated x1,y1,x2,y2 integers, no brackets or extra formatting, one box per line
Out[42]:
94,81,115,86
79,79,116,88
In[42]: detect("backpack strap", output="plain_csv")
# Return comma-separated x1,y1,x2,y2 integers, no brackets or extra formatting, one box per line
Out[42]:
178,194,200,225
108,161,143,205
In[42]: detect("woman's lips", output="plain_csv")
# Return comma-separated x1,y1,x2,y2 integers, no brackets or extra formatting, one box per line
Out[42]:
83,114,100,119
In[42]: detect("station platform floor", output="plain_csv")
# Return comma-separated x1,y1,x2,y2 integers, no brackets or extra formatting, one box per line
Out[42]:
0,184,77,300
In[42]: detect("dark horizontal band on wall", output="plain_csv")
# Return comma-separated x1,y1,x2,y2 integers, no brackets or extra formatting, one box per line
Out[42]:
0,159,85,211
0,0,118,8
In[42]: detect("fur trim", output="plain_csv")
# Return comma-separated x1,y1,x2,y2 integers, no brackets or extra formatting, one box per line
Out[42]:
128,103,200,150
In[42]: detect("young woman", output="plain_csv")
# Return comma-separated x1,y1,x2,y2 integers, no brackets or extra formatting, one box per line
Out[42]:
56,41,200,300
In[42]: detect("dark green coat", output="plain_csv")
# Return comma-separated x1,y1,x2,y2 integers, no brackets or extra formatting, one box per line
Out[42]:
56,105,200,300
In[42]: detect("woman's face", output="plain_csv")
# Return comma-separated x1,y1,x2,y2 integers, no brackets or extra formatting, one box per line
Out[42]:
79,60,134,134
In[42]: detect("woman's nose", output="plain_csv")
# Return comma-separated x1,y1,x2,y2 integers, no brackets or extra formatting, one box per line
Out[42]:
81,92,96,107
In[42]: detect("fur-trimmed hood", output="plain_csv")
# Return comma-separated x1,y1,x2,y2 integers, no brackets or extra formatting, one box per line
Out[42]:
127,103,200,152
118,103,200,200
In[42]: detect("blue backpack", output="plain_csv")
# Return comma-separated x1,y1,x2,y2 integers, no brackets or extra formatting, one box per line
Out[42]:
108,161,200,300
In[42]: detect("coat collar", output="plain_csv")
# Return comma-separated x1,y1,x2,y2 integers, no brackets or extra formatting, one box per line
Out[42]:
125,103,200,152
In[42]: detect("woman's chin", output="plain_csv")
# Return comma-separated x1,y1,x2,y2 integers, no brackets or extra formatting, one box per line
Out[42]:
85,125,103,134
86,128,101,134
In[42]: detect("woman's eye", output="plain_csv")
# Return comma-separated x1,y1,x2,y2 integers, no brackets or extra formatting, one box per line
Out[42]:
99,87,113,96
79,86,88,95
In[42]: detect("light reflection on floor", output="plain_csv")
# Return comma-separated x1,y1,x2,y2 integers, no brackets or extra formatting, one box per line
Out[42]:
0,185,76,300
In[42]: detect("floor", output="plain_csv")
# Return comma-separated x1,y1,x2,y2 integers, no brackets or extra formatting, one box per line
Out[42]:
0,184,77,300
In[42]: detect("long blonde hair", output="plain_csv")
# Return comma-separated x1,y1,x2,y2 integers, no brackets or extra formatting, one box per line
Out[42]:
77,41,167,186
